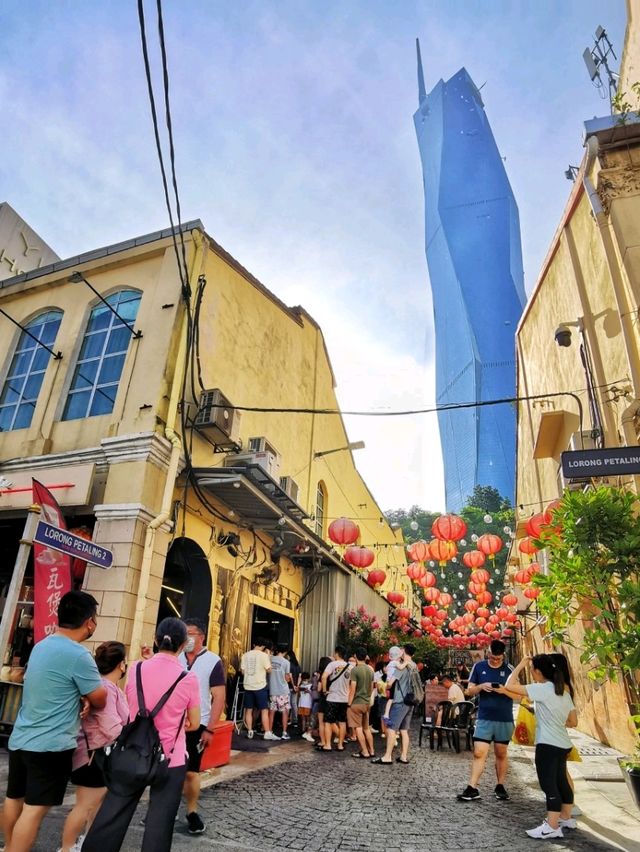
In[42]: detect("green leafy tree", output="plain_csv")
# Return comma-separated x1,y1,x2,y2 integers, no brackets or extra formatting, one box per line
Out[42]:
534,487,640,712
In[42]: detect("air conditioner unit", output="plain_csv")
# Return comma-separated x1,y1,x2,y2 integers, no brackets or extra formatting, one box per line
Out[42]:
224,449,281,479
248,436,279,456
279,476,300,503
194,389,240,444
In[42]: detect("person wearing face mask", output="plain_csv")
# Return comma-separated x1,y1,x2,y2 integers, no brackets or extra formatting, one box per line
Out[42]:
2,591,107,852
60,641,130,852
177,617,225,836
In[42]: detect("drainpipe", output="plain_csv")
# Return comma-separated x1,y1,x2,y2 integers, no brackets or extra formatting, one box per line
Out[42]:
583,137,640,474
129,231,205,656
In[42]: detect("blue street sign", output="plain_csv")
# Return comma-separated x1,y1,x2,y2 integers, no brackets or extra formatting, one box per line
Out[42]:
34,521,113,569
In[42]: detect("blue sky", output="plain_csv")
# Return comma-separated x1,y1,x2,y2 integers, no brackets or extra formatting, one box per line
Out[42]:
0,0,627,510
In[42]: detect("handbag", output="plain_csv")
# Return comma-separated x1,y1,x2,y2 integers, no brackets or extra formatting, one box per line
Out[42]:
512,701,536,746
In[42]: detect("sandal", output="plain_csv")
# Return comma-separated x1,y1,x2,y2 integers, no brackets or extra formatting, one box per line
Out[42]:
352,752,371,759
371,757,393,765
396,757,409,764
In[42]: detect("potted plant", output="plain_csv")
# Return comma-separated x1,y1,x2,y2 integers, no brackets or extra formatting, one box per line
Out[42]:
618,715,640,809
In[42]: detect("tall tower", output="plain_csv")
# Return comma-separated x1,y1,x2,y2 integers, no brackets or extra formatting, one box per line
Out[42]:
414,41,525,511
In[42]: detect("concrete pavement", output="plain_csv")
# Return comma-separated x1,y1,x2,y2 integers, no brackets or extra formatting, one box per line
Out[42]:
2,721,637,851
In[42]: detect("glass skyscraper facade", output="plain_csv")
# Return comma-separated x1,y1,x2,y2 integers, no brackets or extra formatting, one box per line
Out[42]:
414,45,525,511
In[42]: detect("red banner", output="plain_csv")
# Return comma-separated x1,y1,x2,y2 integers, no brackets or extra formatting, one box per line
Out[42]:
32,479,72,642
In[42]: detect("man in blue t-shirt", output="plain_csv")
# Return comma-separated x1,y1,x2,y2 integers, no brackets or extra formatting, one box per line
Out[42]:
457,639,514,803
3,591,106,851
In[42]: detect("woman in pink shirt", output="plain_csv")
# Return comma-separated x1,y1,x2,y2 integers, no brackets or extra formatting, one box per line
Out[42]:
83,618,200,852
61,641,129,852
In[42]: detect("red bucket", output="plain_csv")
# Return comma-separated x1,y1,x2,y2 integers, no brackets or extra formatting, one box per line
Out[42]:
200,720,234,770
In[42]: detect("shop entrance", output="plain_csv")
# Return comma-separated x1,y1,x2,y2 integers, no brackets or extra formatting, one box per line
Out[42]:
250,605,294,650
158,537,212,628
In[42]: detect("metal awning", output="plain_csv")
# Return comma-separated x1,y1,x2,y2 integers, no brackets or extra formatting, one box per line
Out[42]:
192,465,349,574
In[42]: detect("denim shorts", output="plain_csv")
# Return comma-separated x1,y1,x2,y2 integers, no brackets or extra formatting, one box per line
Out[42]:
473,719,514,744
387,702,414,732
244,686,269,711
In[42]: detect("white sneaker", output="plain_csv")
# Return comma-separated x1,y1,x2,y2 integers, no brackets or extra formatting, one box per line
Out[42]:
525,820,564,839
302,732,315,742
559,817,577,830
263,731,280,740
281,731,291,740
247,729,254,739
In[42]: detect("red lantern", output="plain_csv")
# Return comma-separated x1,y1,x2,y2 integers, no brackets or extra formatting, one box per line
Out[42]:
396,607,411,620
496,607,508,619
542,499,562,527
502,593,518,607
328,517,360,545
525,513,545,539
529,562,542,575
477,533,503,560
420,617,432,630
468,581,486,595
387,591,405,605
406,562,426,580
418,570,437,588
366,569,386,589
429,538,457,565
462,550,486,569
407,540,430,562
515,568,532,585
477,606,490,619
476,590,493,605
475,616,487,628
504,612,517,623
470,568,490,584
439,592,453,607
518,537,539,556
432,514,467,542
344,545,375,569
422,604,437,617
412,629,423,638
423,587,440,603
523,587,541,600
464,599,479,613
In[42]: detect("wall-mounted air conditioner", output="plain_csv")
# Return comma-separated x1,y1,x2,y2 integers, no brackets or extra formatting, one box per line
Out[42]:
194,389,240,444
279,476,300,503
224,445,281,479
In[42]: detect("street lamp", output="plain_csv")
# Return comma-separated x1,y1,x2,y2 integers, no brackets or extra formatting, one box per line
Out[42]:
313,440,365,459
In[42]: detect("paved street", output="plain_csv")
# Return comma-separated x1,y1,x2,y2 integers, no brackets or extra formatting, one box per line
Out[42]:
23,731,624,852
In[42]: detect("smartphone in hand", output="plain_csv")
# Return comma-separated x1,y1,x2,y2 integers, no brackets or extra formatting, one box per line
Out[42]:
491,682,501,689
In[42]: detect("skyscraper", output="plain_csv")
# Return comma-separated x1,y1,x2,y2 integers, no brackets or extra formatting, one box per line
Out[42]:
413,42,526,511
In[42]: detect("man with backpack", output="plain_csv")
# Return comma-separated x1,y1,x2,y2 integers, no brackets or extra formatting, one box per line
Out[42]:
321,646,353,751
372,644,421,766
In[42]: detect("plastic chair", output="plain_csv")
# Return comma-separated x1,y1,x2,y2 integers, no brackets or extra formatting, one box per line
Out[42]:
441,701,476,752
418,700,452,749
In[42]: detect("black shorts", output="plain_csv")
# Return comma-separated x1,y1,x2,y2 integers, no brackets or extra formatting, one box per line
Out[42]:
186,725,207,773
70,750,106,789
324,701,348,724
317,695,329,715
7,748,74,806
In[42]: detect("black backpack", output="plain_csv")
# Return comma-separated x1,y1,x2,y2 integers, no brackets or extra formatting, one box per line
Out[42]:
102,663,187,796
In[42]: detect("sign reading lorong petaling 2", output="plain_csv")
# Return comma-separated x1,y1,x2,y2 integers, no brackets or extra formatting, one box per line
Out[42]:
33,520,113,569
561,446,640,480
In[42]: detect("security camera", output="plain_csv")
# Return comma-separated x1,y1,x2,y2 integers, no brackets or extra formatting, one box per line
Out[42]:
554,325,572,347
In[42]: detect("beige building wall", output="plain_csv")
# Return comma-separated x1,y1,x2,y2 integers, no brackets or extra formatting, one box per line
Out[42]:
618,0,640,110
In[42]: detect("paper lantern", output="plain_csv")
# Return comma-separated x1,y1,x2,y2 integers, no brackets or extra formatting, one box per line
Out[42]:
366,569,386,589
387,591,404,605
476,606,490,619
468,580,486,595
439,592,453,607
396,607,411,620
518,537,540,556
523,587,541,600
432,514,467,542
429,538,457,565
464,599,479,613
525,513,546,539
470,568,490,584
477,533,503,560
423,587,440,602
542,499,562,527
418,570,437,588
422,604,437,617
476,590,493,605
529,562,542,575
406,562,426,580
463,550,486,569
515,568,533,585
407,540,430,562
328,517,360,545
344,545,375,569
502,592,518,607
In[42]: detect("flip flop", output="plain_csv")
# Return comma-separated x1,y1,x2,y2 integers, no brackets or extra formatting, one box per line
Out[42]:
336,746,345,751
352,752,371,759
371,757,393,765
396,757,409,764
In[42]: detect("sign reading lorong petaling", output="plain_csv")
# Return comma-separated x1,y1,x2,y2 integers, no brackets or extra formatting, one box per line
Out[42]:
33,520,113,569
561,446,640,480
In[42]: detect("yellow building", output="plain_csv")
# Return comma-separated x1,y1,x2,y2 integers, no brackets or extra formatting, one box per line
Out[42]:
514,18,640,751
0,220,409,692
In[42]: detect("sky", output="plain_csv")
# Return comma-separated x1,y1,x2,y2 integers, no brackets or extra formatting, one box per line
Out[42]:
0,0,628,513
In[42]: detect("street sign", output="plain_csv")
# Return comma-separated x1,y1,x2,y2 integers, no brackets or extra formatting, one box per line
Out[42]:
33,521,113,569
561,446,640,480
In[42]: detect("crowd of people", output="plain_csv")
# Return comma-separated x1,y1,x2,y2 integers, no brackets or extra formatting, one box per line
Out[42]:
0,594,580,851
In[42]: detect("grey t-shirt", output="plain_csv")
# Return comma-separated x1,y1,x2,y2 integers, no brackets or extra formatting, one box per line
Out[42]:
268,655,291,697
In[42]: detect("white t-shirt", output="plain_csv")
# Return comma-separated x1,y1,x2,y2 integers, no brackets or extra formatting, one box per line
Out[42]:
447,682,465,704
526,681,575,749
240,649,271,691
323,660,352,703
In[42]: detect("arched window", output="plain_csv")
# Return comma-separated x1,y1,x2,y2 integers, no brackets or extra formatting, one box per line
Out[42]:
62,290,141,420
0,310,63,432
315,481,327,537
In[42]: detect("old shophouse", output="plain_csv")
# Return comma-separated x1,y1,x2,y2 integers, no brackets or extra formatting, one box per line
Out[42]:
0,220,409,710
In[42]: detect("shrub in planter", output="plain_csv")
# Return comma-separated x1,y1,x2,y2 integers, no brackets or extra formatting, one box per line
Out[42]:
618,715,640,811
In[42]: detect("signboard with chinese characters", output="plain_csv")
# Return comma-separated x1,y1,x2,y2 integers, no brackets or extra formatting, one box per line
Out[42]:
32,480,72,643
33,522,113,569
561,446,640,480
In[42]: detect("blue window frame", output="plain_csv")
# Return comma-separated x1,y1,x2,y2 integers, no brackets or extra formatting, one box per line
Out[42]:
0,310,63,432
62,290,141,421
